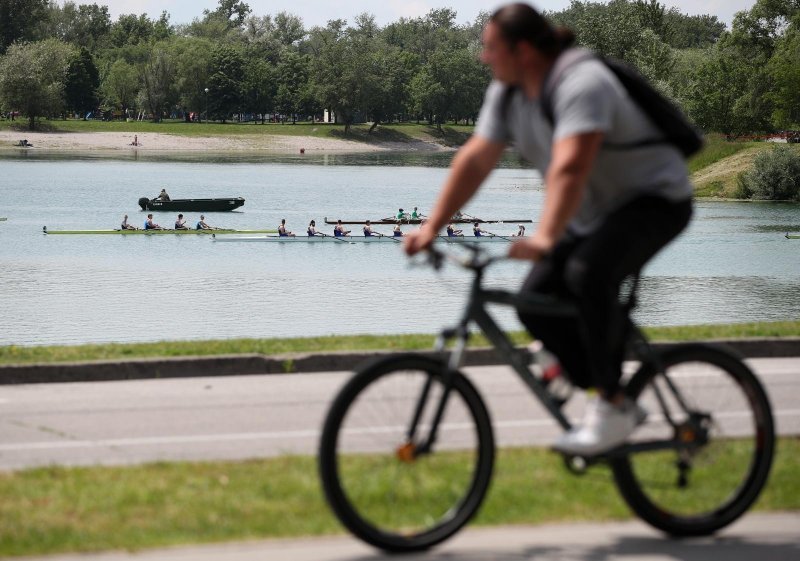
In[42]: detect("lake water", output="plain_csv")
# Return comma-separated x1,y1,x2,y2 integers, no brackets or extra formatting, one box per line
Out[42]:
1,151,798,347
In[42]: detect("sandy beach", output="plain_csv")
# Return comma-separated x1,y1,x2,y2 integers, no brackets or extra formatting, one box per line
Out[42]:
0,130,450,153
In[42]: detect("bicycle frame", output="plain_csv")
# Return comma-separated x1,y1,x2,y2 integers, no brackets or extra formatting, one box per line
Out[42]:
407,248,707,462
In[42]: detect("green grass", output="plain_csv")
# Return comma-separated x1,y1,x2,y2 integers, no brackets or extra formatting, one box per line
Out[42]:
0,438,796,556
687,134,760,174
0,118,473,145
0,321,797,366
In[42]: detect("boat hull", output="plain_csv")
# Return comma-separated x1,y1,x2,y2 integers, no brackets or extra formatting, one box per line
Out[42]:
138,197,245,212
324,216,531,225
44,228,276,235
212,234,514,243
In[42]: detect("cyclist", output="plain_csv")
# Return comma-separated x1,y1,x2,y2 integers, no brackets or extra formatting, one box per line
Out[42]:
404,2,693,456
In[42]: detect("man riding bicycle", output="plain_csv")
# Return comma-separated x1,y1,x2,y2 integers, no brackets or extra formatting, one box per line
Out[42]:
404,2,693,456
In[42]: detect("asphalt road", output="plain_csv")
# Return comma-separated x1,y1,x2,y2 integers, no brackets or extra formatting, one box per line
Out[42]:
15,512,800,561
0,358,797,470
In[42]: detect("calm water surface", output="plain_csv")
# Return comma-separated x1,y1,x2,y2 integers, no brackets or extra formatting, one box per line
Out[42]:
1,151,798,347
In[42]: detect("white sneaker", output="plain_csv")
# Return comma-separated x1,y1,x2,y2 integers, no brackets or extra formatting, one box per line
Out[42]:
553,396,647,456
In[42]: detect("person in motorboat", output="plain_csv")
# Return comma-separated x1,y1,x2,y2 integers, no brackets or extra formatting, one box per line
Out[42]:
363,220,375,237
514,224,526,236
334,219,351,237
144,213,163,230
278,218,295,237
473,222,484,237
446,223,463,237
393,221,405,237
175,214,188,230
308,220,319,236
121,214,137,230
196,215,212,230
156,189,170,201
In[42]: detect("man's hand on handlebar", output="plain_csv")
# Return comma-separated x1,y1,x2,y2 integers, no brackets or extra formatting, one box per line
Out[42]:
403,225,438,256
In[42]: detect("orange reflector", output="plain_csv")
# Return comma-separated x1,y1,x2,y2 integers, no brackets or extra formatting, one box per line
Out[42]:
396,442,416,463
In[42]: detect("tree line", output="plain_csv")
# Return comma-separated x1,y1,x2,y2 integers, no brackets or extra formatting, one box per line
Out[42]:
0,0,797,135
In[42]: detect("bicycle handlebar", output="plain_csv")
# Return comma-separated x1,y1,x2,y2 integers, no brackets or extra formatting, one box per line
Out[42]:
422,243,507,272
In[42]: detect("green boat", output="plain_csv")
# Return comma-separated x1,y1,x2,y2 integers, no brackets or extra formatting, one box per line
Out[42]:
787,233,800,239
43,226,277,235
0,217,7,221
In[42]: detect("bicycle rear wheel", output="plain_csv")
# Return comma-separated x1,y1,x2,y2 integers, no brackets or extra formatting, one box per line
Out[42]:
319,354,494,552
613,345,774,536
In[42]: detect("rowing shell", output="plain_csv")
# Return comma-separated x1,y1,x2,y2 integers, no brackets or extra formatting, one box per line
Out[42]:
787,233,800,239
212,234,515,243
43,227,277,235
324,216,532,225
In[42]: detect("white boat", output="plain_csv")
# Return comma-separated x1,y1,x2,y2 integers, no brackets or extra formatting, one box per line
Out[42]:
212,234,516,243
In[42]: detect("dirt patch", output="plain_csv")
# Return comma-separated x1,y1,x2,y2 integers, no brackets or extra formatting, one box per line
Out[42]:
691,145,771,197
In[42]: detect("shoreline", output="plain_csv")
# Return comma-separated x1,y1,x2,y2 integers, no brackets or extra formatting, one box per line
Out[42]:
0,130,452,154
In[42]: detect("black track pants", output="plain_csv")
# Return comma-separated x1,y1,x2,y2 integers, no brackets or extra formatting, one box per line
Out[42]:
517,196,692,394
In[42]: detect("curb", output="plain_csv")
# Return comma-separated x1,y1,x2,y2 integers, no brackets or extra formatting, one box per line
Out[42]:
1,338,798,385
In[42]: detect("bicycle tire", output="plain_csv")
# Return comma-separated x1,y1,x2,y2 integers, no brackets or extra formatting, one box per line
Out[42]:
613,344,775,536
319,354,495,552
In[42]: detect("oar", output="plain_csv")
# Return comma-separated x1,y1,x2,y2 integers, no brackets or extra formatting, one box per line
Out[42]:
374,231,400,243
318,231,353,244
481,229,514,242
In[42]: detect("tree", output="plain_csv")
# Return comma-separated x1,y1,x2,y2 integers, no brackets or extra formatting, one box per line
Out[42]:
0,0,48,54
207,44,245,122
138,46,176,122
768,14,800,127
0,38,74,129
102,58,138,116
39,2,112,52
204,0,252,30
242,56,276,123
170,37,214,120
274,50,311,123
65,46,100,118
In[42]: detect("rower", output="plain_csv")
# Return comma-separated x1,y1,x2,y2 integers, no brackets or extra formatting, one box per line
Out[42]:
411,207,422,220
308,220,318,236
144,213,163,230
121,214,137,230
156,188,170,201
514,224,526,237
473,222,483,237
446,223,463,237
396,208,408,220
334,219,351,237
175,214,188,230
363,220,374,237
393,221,404,237
196,215,212,230
278,218,295,237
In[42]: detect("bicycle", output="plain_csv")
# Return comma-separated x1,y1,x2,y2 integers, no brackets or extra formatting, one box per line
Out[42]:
318,244,775,552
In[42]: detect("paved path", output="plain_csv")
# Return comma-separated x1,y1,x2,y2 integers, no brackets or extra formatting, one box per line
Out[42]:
15,512,800,561
1,358,798,470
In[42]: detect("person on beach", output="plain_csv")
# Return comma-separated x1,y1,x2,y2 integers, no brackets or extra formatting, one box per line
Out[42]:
308,220,319,236
175,214,188,230
403,3,693,456
334,219,351,237
144,213,163,230
121,214,137,230
130,135,139,146
196,215,212,230
278,218,295,237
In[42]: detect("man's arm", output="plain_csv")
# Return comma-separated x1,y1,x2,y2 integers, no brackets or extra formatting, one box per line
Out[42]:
509,131,603,261
405,135,506,254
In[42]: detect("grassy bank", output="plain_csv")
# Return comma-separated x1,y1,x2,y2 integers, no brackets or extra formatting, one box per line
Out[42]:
0,438,796,556
0,321,798,366
0,118,472,146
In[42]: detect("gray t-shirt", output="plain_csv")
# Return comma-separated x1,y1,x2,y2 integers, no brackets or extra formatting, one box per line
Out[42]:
475,54,693,235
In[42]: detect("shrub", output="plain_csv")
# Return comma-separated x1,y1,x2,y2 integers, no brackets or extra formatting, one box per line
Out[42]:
738,145,800,201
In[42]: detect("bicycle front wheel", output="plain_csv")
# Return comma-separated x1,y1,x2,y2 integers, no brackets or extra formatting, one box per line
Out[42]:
319,354,495,552
614,345,775,536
